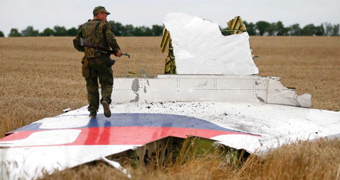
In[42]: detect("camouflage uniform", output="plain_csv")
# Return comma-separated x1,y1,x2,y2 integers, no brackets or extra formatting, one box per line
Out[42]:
73,7,120,116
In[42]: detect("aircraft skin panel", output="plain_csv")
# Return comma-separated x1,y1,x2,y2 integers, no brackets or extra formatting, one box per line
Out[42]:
1,101,339,179
111,75,310,107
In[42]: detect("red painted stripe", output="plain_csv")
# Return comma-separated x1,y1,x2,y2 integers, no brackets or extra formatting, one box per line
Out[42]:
74,126,243,145
0,131,33,141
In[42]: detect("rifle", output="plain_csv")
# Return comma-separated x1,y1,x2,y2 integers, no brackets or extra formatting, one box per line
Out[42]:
80,38,130,58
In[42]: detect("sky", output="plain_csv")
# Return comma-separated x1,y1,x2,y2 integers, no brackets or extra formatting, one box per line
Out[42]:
1,0,340,36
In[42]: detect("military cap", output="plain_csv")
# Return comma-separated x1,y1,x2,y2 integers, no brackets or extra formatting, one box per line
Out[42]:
93,6,110,15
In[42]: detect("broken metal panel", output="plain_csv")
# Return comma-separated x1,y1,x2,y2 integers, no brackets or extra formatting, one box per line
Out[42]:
160,14,255,75
164,40,177,74
227,16,247,34
111,75,310,107
160,27,169,53
161,27,177,74
267,78,312,107
163,13,258,75
100,157,131,178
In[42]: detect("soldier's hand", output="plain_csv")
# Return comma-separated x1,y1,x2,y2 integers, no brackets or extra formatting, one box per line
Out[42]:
115,50,122,57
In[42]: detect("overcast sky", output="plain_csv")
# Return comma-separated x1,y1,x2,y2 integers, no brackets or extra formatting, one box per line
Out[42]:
1,0,339,36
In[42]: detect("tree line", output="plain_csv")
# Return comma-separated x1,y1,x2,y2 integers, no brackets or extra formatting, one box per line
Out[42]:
0,21,163,38
221,21,340,36
0,20,339,37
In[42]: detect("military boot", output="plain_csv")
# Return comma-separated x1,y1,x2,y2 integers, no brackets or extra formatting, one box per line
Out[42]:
102,100,111,117
89,111,97,119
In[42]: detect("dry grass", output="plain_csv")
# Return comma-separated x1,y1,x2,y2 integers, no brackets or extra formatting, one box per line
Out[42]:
0,36,340,179
254,138,340,180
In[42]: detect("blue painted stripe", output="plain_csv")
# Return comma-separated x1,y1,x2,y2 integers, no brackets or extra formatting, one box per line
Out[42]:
10,113,255,135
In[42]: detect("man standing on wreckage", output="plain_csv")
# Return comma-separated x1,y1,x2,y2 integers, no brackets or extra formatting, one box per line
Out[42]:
73,6,123,118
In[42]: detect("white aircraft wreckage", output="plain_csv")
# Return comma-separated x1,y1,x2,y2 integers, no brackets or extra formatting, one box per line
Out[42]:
1,13,340,180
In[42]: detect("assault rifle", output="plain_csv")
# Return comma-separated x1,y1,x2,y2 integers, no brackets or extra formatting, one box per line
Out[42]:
80,38,130,58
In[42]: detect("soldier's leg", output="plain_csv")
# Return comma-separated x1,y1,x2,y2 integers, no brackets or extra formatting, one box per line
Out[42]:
86,75,100,114
98,62,113,104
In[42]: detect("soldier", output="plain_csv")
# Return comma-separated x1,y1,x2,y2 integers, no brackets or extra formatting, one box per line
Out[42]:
73,6,122,118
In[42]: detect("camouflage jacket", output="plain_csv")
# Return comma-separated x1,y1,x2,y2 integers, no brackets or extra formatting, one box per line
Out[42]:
74,19,120,58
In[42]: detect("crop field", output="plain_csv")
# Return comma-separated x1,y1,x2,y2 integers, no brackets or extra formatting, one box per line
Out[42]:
0,36,339,179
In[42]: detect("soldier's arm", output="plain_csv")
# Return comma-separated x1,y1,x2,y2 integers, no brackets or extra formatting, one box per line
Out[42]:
73,25,85,52
104,22,121,56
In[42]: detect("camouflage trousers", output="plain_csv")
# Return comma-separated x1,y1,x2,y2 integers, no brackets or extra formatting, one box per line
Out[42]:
85,56,113,113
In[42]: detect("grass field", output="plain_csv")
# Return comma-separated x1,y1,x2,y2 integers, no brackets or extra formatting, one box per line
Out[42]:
0,36,339,179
